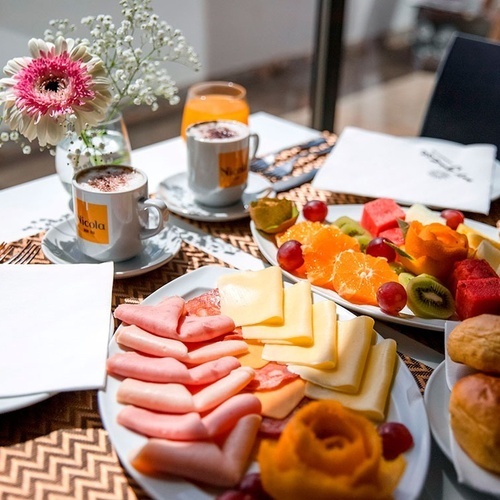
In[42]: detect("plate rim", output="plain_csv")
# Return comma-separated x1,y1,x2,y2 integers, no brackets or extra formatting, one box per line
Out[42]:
98,265,430,500
251,203,498,332
41,219,181,279
156,171,274,222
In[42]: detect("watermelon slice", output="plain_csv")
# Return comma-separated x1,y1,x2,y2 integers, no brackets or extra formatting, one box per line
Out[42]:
448,258,497,295
378,227,405,246
455,277,500,320
360,198,405,237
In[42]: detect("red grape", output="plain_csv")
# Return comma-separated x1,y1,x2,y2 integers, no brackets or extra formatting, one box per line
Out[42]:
377,282,407,315
440,209,464,230
303,200,328,222
377,422,414,460
365,237,396,262
277,240,304,271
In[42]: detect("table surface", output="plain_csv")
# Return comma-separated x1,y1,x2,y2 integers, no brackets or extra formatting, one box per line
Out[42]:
0,112,498,500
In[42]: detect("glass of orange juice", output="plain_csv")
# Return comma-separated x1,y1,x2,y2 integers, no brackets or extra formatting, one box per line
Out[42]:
180,81,250,140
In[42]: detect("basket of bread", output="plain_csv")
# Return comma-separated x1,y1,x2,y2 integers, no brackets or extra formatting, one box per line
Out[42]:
446,314,500,489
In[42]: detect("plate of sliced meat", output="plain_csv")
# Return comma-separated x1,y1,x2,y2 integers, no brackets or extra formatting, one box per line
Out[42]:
98,265,430,500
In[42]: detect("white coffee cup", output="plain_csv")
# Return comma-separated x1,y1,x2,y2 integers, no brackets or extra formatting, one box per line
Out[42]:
186,120,259,207
72,165,169,262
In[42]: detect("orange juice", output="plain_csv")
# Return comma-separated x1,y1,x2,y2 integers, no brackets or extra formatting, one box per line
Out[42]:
180,81,250,139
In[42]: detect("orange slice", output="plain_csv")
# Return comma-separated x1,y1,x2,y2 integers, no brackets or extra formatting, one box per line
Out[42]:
332,250,399,305
275,221,324,247
303,225,360,288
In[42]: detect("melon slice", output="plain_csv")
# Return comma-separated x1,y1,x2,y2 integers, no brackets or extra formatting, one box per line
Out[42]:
360,198,405,236
455,277,500,319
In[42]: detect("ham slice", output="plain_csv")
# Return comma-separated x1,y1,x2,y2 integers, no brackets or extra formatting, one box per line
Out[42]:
116,366,255,413
114,296,185,338
184,339,248,364
176,314,235,342
130,414,262,488
115,325,188,358
107,352,241,384
117,393,261,440
115,326,248,364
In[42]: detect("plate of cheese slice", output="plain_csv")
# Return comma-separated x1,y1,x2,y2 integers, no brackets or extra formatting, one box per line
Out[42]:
98,265,430,500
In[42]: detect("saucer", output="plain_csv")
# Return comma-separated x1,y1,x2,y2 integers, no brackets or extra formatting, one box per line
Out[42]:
42,220,181,279
156,171,275,222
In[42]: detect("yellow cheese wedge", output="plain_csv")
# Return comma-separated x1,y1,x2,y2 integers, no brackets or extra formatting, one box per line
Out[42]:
474,239,500,274
456,223,500,251
217,266,284,326
305,338,397,422
237,341,268,369
288,315,375,394
253,378,306,419
262,300,337,369
242,281,313,345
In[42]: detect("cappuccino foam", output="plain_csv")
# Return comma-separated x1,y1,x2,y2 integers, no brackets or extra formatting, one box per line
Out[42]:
77,166,144,193
188,121,247,142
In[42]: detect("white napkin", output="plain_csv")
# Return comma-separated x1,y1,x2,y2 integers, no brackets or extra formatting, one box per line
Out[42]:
0,262,114,397
444,321,500,497
312,127,496,215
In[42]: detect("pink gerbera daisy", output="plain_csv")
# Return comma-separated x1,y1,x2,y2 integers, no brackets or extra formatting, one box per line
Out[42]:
0,37,112,147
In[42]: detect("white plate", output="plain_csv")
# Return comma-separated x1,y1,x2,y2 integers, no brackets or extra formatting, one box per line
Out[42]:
424,362,453,461
251,204,499,332
156,172,275,222
0,392,54,415
424,361,500,496
98,265,430,500
42,219,181,279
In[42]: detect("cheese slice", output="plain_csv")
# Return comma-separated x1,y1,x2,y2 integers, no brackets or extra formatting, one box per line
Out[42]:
262,300,337,369
218,267,284,326
237,341,268,369
242,281,313,345
305,338,397,422
253,378,306,419
288,315,375,393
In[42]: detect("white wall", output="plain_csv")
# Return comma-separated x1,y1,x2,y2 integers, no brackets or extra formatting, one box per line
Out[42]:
0,0,316,88
0,0,418,90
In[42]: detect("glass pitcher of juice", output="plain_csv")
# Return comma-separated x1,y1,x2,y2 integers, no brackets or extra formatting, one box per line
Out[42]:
181,81,250,139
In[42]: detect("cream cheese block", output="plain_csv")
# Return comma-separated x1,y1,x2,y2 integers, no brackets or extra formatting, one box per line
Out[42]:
288,315,375,394
217,266,284,326
261,300,337,369
242,281,313,345
305,338,397,422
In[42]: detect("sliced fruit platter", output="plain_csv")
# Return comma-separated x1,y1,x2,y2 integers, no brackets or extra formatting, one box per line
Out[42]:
249,198,500,331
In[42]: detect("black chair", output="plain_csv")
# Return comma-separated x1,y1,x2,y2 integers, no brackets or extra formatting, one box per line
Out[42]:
420,32,500,160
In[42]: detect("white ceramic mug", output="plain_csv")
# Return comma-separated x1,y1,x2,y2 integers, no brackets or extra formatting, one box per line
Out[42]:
186,120,259,207
72,165,169,262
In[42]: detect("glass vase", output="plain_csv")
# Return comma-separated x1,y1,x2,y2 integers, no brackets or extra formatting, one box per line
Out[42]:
55,112,132,194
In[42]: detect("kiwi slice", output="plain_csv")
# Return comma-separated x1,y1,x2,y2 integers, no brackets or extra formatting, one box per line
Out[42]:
398,271,415,287
406,274,455,319
332,216,372,251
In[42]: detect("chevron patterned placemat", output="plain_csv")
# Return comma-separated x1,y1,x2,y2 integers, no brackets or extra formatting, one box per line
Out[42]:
3,133,497,498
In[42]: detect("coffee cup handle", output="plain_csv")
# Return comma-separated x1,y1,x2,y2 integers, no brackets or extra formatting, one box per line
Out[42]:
249,133,259,160
139,198,169,239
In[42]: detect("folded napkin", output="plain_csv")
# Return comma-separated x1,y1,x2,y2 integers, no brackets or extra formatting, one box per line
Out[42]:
312,127,496,215
0,262,114,398
444,321,500,496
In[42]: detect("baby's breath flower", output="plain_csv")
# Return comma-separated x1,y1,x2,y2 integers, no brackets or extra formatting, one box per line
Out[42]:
0,0,199,153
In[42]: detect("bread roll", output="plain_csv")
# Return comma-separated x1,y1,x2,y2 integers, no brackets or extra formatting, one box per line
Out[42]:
447,314,500,374
449,373,500,474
